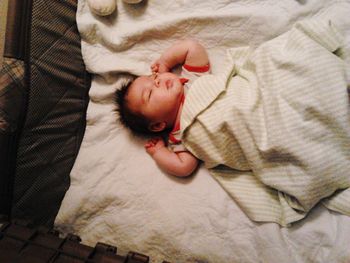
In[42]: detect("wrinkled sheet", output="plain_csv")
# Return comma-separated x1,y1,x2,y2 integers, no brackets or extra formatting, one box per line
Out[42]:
55,1,350,262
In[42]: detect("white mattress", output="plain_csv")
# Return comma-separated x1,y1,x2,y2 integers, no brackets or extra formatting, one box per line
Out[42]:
55,0,350,262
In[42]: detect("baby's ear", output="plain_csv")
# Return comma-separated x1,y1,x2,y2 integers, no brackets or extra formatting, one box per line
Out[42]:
148,122,167,132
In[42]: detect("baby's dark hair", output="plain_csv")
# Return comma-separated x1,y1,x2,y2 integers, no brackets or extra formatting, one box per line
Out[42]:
115,75,160,137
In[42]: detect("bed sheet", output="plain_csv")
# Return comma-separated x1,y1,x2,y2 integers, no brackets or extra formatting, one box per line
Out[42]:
55,1,350,262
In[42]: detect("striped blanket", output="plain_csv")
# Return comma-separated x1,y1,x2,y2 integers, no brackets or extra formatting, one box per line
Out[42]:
181,19,350,226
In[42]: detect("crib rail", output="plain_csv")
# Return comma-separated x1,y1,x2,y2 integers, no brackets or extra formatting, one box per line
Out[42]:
0,220,171,263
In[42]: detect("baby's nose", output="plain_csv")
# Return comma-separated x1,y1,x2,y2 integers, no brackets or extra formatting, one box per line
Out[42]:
155,78,160,87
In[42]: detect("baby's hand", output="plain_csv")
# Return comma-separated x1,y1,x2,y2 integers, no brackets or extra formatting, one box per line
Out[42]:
151,59,169,73
144,137,165,156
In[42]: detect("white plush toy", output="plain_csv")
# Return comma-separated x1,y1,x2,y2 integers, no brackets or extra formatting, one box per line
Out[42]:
88,0,143,16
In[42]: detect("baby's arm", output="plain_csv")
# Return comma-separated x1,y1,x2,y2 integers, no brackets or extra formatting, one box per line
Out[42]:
145,138,199,177
151,39,209,73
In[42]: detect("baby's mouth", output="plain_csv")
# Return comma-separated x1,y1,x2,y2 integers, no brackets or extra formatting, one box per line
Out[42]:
166,79,173,89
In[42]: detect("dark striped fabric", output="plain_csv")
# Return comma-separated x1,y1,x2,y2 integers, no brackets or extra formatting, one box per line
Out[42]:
7,0,91,227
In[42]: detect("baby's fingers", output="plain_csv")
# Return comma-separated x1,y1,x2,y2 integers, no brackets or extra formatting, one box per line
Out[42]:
144,143,151,148
151,63,159,73
157,63,169,73
144,141,153,148
145,138,158,147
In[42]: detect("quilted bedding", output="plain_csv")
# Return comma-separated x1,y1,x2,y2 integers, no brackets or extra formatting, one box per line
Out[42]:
55,0,350,262
1,0,91,226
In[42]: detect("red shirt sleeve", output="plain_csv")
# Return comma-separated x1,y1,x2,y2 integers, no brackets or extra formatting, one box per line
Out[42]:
183,63,210,73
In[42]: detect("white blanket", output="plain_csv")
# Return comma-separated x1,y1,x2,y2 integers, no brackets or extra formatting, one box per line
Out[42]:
55,1,350,262
181,19,350,226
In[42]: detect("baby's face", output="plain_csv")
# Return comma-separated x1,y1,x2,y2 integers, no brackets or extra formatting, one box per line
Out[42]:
126,72,184,127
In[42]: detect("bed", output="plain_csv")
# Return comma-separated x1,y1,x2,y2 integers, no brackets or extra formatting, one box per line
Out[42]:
53,0,350,262
2,0,349,262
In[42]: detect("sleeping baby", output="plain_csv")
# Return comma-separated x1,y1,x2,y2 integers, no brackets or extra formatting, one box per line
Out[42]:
116,19,350,225
115,39,209,177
